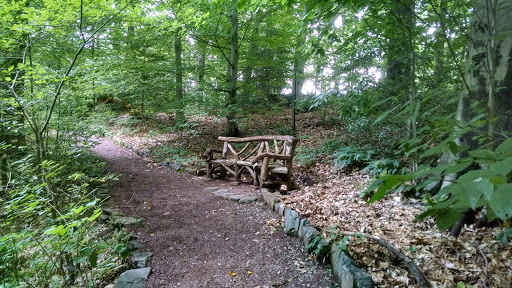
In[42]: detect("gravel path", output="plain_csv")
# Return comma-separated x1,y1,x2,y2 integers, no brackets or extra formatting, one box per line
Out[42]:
93,138,333,288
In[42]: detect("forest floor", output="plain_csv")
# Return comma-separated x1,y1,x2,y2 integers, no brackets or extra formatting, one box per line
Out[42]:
101,108,511,287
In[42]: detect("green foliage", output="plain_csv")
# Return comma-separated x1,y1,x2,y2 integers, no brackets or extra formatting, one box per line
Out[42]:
368,138,512,231
296,146,317,165
152,144,200,170
496,227,512,244
362,158,404,177
332,146,375,170
0,145,125,287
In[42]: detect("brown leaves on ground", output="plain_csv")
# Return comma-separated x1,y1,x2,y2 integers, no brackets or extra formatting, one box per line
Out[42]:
108,109,512,288
283,168,512,287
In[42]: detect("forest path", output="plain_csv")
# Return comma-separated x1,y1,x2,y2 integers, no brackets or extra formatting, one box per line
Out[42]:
93,138,332,288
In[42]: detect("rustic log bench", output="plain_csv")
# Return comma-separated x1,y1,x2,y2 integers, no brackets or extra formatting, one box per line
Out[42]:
204,135,298,189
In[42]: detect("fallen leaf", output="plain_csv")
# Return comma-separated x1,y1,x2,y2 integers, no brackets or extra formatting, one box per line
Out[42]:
229,271,236,276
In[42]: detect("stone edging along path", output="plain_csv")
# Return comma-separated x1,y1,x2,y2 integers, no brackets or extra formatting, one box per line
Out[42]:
205,186,374,288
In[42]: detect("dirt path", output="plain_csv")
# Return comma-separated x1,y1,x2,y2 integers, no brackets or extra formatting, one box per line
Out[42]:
93,138,332,288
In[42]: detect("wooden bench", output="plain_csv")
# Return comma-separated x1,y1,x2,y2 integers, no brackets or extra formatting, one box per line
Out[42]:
204,135,298,189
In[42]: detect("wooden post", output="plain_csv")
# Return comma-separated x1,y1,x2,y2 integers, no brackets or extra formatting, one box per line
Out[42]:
259,157,270,187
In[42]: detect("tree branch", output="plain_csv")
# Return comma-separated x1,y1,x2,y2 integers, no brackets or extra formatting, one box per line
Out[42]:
40,1,132,134
337,231,430,288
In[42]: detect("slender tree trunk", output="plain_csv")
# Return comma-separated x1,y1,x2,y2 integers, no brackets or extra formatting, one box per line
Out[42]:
242,13,264,101
406,0,418,172
175,27,185,124
226,0,240,136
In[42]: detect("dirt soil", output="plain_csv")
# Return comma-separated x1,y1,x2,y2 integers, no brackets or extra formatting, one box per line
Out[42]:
93,138,333,288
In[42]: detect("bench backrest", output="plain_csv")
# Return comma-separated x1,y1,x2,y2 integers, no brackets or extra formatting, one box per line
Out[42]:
217,135,298,163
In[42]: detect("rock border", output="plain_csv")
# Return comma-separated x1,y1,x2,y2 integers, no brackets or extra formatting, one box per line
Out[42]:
101,207,153,288
260,188,374,288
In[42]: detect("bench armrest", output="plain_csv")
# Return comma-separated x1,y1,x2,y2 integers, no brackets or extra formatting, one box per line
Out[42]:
204,148,223,161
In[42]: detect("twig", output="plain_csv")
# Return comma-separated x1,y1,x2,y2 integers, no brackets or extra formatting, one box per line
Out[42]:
337,231,430,288
477,244,490,288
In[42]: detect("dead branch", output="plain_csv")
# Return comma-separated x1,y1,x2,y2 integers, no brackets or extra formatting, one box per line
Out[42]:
338,231,430,288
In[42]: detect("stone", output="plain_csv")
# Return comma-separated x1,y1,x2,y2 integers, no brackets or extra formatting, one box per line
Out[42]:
269,192,280,207
212,189,230,195
261,188,280,208
105,285,115,288
261,188,271,204
204,187,220,192
220,193,237,199
303,227,321,250
278,203,286,217
227,194,244,201
239,196,259,204
131,251,153,268
114,267,151,288
111,216,143,227
128,240,146,251
102,207,124,217
330,245,373,288
184,168,196,175
295,218,309,236
197,169,207,177
315,239,331,264
284,209,299,234
168,162,181,171
100,213,110,223
96,188,110,199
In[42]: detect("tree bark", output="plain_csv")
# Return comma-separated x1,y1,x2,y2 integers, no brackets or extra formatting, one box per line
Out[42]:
175,27,185,124
460,0,512,150
242,12,264,101
226,0,240,136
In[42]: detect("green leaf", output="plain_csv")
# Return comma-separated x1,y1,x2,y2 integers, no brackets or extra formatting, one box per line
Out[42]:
449,141,459,156
489,183,512,220
455,177,492,209
444,159,472,174
74,256,87,264
45,225,64,235
367,175,413,203
488,176,508,185
89,250,98,268
495,139,512,160
497,230,508,244
119,247,130,259
468,149,494,160
435,208,461,231
237,0,247,12
488,157,512,176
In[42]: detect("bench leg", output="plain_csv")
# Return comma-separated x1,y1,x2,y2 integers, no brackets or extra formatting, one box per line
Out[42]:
259,157,270,187
206,163,213,178
235,164,240,182
285,163,293,189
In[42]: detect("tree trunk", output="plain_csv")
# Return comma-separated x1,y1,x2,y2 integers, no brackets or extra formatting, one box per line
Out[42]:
460,0,512,150
292,32,306,100
226,0,240,137
175,27,185,124
242,12,264,101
